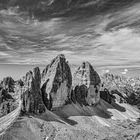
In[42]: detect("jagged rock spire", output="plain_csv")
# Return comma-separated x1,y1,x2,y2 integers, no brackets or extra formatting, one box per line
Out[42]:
72,62,101,106
20,67,46,114
41,54,72,110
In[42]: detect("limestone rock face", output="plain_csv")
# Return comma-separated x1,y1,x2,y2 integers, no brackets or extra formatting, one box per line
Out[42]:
72,62,101,106
21,67,46,114
41,54,72,110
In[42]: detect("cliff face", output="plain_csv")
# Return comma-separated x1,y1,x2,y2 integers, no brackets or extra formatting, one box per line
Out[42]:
0,89,16,117
0,77,16,117
41,54,72,110
72,62,101,106
20,67,46,114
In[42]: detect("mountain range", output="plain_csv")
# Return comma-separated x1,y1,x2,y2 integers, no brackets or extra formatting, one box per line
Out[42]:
0,54,140,140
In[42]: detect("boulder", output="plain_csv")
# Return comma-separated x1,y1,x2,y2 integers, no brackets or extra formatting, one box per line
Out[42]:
21,67,46,114
72,62,101,106
41,54,72,110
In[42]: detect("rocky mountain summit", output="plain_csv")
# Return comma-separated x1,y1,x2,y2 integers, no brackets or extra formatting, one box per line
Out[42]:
41,54,72,110
20,67,46,114
72,62,101,106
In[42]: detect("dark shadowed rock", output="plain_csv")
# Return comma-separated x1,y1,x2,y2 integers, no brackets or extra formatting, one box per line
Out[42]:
100,88,115,104
72,62,101,106
21,67,46,114
0,89,16,117
41,54,72,110
0,77,17,117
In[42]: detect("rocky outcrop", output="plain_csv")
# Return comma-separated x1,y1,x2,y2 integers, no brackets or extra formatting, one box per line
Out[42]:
0,77,15,93
100,88,115,104
20,67,46,114
72,62,101,106
0,89,16,117
0,77,17,117
41,54,72,110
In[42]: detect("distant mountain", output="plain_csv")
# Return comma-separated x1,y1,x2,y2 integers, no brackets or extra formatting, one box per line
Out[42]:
102,73,140,106
0,54,140,140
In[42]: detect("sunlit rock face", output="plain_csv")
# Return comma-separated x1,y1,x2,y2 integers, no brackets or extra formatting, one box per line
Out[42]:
41,54,72,110
72,62,101,106
21,67,46,114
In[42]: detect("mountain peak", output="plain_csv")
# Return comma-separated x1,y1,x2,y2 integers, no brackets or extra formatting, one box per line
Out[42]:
20,67,46,114
41,54,72,110
72,62,101,106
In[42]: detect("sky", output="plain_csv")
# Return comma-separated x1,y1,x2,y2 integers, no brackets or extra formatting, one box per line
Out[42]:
0,2,140,79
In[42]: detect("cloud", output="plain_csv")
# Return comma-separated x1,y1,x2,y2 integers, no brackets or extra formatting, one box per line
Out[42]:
124,69,128,72
0,2,140,69
0,52,9,56
121,71,127,75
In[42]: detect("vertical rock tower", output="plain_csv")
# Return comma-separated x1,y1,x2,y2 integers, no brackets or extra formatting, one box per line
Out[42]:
72,62,101,106
41,54,72,110
21,67,46,114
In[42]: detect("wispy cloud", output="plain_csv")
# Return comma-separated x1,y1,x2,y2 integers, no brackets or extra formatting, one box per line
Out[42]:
0,52,9,56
